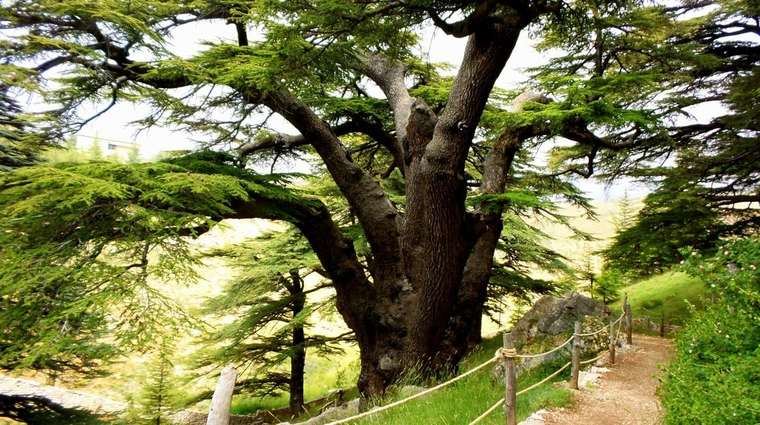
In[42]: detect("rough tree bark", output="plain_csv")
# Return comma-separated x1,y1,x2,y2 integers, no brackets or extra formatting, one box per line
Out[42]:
287,270,306,413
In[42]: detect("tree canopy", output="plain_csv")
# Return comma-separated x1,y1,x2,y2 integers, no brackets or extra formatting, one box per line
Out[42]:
0,151,302,373
0,0,757,399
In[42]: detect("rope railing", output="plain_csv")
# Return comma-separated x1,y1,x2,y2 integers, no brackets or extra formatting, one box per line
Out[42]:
513,334,574,359
470,299,633,425
516,361,572,397
579,351,607,365
468,396,504,425
324,355,498,425
322,296,634,425
468,361,573,425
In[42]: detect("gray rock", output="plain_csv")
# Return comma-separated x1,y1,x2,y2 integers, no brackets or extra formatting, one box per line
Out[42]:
279,399,360,425
0,376,126,414
491,293,609,382
509,293,607,347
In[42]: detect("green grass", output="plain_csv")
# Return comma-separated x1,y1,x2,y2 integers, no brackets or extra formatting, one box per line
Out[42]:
349,337,573,425
613,271,706,325
230,349,360,415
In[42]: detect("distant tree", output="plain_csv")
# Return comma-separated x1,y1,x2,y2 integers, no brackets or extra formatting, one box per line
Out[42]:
594,269,625,304
192,227,351,413
579,254,596,299
603,183,722,277
87,140,103,161
124,337,181,425
613,190,636,233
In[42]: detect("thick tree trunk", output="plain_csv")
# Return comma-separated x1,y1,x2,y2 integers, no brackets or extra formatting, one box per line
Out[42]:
432,128,522,367
234,14,539,401
433,214,502,368
401,22,522,364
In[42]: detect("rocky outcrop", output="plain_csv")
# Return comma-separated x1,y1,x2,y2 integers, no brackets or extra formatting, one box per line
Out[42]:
0,376,126,414
492,293,610,381
509,293,607,349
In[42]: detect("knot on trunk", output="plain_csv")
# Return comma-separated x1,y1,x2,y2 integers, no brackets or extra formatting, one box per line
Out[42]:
379,354,399,371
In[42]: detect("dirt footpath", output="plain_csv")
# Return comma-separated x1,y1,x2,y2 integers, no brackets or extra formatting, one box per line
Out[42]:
542,335,673,425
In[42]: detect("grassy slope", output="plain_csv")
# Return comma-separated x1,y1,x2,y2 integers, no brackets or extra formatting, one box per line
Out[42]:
613,272,706,324
352,337,573,425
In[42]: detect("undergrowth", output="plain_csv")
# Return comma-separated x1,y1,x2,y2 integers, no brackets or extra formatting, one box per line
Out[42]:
661,238,760,425
352,337,573,425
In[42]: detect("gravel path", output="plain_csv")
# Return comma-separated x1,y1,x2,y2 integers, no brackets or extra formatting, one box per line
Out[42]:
540,335,673,425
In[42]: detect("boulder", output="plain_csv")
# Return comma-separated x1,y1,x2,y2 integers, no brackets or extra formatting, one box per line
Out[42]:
491,293,609,382
277,399,359,425
509,293,607,348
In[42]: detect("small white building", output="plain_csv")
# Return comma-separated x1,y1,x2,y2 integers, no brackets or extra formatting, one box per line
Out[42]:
103,140,139,161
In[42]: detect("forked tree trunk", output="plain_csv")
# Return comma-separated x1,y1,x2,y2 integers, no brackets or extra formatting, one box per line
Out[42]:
399,24,522,364
234,11,539,401
341,28,539,397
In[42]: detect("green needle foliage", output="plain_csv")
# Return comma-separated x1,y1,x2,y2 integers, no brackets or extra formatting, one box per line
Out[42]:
0,151,304,376
592,269,625,304
603,184,722,277
122,337,181,425
533,0,759,275
191,226,351,412
0,85,48,171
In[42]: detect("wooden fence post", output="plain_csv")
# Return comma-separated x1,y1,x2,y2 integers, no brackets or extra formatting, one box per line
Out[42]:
207,365,237,425
608,314,616,365
624,295,633,345
503,332,517,425
570,321,581,390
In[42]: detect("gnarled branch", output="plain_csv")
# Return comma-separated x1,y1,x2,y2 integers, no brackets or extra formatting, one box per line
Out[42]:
427,0,500,37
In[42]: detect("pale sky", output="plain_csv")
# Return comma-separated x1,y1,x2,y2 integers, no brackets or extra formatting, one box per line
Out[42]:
71,20,651,202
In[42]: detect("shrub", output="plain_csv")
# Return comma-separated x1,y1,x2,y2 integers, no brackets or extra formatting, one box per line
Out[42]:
593,269,626,304
661,237,760,424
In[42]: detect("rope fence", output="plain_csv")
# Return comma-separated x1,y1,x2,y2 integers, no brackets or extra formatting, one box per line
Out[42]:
579,351,607,366
513,334,574,359
516,361,572,397
325,356,498,425
316,297,632,425
468,360,573,425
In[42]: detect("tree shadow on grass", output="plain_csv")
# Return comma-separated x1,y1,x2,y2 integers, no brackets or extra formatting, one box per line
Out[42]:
0,394,108,425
